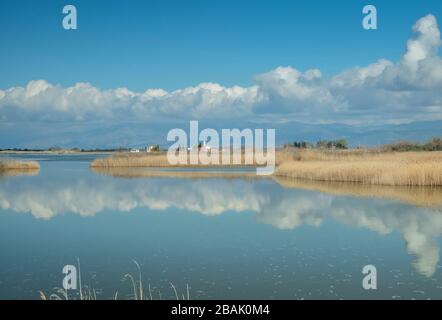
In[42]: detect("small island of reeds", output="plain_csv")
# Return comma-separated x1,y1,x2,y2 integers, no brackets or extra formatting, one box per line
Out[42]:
0,159,40,177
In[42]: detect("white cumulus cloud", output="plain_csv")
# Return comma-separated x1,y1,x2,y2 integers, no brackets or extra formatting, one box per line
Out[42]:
1,14,442,124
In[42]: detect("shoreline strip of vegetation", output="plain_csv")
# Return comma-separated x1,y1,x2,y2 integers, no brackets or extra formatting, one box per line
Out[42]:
90,138,442,187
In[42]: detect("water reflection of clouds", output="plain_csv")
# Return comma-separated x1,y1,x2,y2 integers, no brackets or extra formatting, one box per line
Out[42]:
1,175,441,277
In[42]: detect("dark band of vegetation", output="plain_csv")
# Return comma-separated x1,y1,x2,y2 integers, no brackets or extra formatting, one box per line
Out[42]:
285,138,442,151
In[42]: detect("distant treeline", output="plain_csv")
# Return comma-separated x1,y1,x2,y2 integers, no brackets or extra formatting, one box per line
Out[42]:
382,138,442,152
284,137,442,152
285,139,349,150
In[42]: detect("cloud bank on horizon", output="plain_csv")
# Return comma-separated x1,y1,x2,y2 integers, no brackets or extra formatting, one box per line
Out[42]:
1,14,442,125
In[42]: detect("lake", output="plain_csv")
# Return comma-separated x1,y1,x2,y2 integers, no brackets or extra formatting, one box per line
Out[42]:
1,154,442,299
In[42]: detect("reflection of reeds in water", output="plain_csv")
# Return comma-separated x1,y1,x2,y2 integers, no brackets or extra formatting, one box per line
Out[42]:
91,166,261,180
0,159,40,178
273,176,442,208
40,260,190,300
91,151,262,168
91,166,442,208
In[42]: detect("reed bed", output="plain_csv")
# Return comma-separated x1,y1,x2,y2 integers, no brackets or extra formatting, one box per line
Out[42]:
90,149,442,186
91,152,172,168
0,159,40,177
275,150,442,186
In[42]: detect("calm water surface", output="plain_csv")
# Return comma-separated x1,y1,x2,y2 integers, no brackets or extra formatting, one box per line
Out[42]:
1,154,442,299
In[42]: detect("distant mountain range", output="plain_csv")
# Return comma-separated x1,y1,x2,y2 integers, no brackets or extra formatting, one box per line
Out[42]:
1,120,441,149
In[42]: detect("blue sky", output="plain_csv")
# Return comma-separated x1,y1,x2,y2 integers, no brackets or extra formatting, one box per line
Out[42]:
1,0,442,148
1,0,441,90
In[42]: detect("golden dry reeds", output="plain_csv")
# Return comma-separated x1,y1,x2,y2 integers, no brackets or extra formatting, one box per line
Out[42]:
90,149,442,186
0,159,40,176
275,150,442,186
